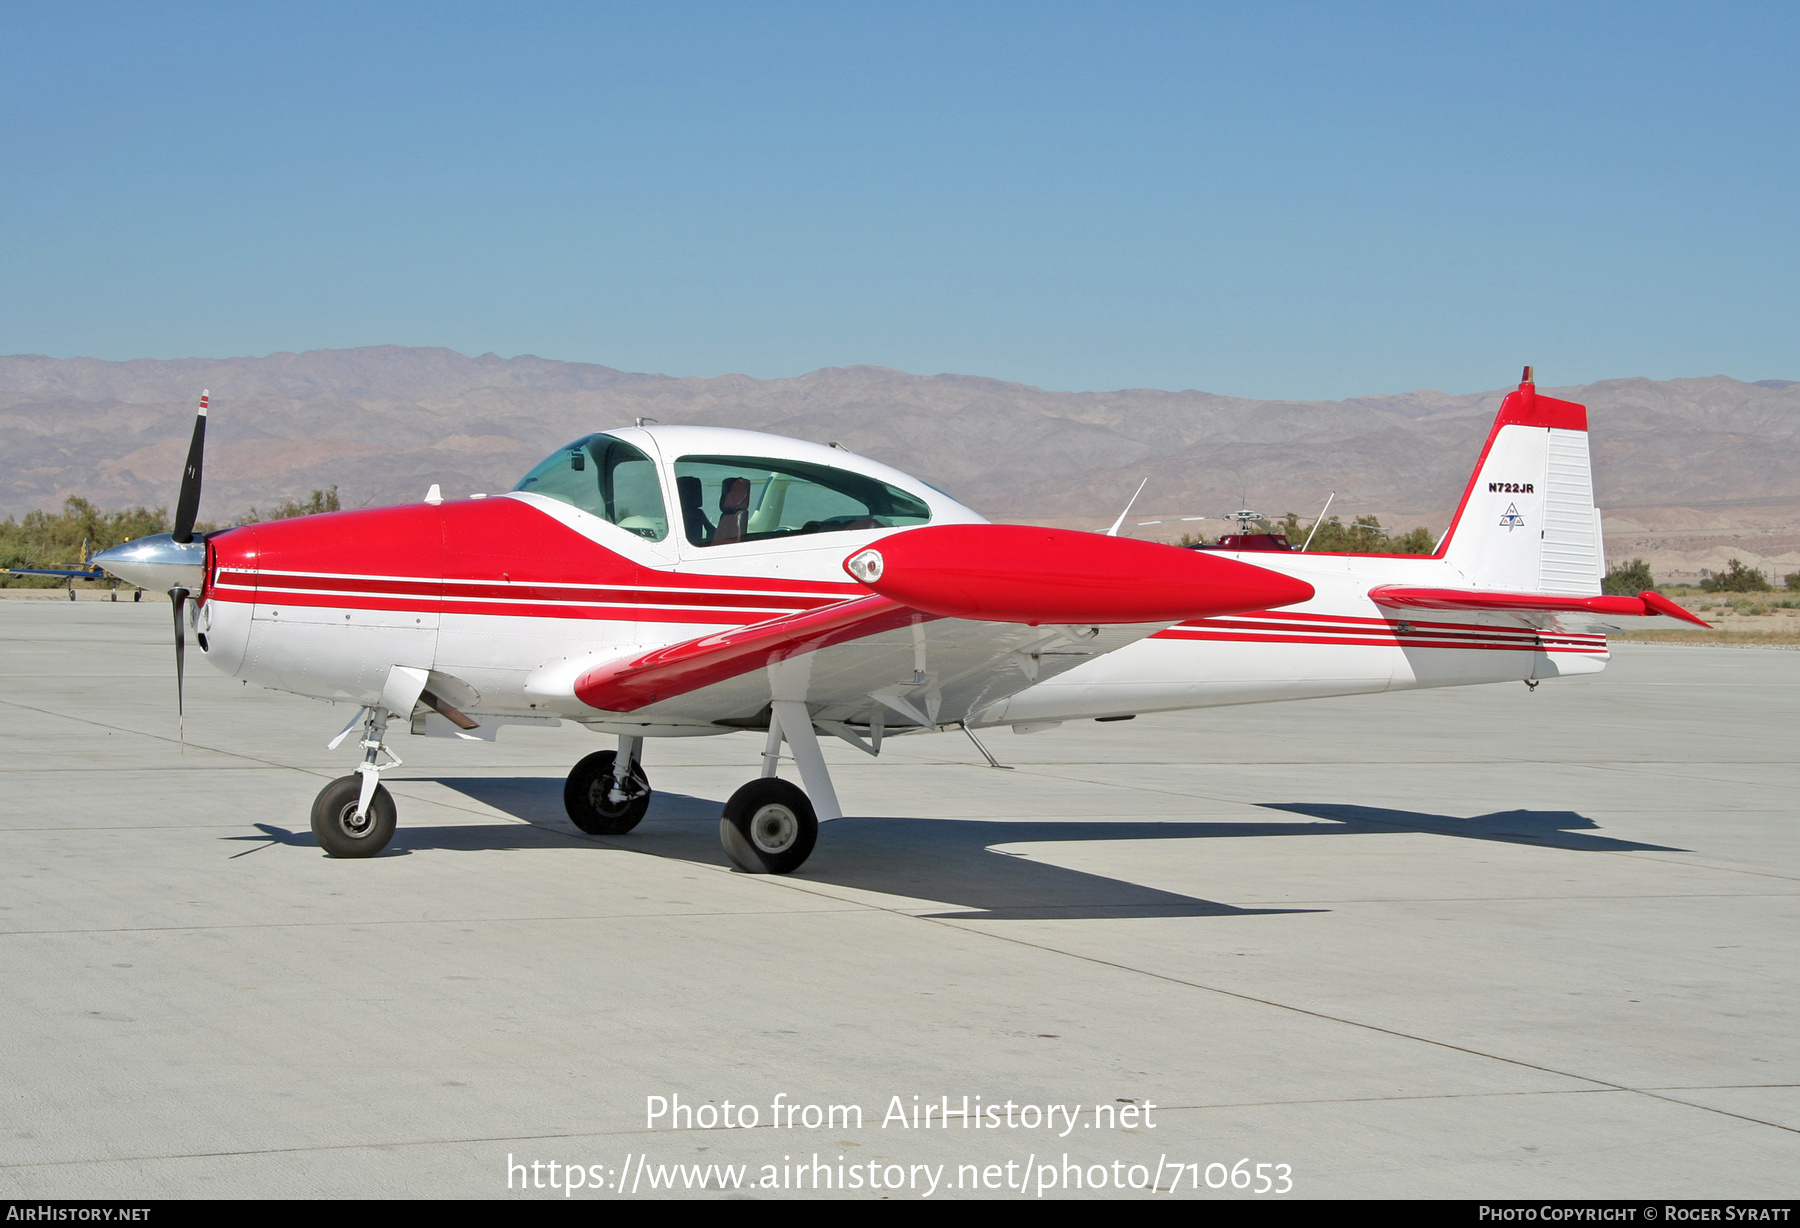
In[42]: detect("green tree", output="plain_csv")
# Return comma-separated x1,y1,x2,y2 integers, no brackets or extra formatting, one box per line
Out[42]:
1701,559,1772,593
1787,572,1800,592
0,497,171,588
1389,526,1437,554
1272,512,1435,554
1602,558,1656,595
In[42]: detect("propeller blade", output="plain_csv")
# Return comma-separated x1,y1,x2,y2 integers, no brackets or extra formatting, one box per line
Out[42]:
171,390,209,544
170,587,187,745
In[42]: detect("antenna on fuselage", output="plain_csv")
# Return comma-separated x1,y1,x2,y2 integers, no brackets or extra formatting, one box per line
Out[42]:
635,417,657,428
1299,492,1336,553
1104,477,1149,537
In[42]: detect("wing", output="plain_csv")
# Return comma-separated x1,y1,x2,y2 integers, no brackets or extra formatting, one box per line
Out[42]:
1368,585,1709,633
531,523,1316,734
3,567,106,580
569,593,1167,731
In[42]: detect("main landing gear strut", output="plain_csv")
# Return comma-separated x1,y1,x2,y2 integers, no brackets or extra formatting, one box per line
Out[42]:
557,702,841,875
719,700,838,875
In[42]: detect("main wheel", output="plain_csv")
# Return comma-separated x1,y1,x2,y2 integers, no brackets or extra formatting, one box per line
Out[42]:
310,775,397,858
564,750,651,835
720,778,818,874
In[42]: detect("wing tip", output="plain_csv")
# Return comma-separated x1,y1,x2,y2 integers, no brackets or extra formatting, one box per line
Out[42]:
1639,590,1710,627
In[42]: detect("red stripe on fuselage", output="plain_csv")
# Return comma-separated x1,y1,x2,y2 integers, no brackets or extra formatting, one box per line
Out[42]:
1154,608,1605,653
1155,629,1606,653
205,497,860,623
215,572,842,621
1169,616,1542,643
1167,608,1571,633
204,500,1606,648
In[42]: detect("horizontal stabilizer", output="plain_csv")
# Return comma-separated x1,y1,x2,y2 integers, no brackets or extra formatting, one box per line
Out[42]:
1369,585,1709,631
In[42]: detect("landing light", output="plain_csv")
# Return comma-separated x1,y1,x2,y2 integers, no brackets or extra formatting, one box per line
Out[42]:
846,549,884,584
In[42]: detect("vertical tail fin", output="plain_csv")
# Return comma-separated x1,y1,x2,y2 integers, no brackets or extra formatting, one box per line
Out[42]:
1438,369,1603,594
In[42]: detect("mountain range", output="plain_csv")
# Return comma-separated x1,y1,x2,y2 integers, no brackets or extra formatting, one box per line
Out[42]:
3,347,1796,579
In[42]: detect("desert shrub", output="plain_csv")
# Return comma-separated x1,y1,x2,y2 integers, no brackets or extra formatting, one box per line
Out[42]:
1274,512,1436,554
1701,559,1773,593
1389,526,1437,554
1602,558,1656,595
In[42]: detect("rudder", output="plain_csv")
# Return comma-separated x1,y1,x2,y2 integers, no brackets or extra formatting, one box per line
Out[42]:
1438,369,1603,595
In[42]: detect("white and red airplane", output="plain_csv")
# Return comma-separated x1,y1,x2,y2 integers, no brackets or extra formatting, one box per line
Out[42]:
94,369,1704,874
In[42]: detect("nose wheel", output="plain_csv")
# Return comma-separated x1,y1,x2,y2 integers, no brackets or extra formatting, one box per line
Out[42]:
312,705,402,858
310,775,397,857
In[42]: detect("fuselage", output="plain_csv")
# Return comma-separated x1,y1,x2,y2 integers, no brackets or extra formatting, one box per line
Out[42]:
985,548,1604,726
185,423,1604,739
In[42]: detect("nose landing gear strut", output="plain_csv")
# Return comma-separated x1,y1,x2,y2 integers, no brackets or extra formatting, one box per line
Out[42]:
310,706,400,858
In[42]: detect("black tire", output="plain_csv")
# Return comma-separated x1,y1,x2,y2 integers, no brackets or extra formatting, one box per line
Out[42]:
310,774,397,858
564,750,651,835
720,778,818,874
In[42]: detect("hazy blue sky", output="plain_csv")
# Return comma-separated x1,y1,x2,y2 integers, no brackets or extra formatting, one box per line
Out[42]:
3,2,1795,398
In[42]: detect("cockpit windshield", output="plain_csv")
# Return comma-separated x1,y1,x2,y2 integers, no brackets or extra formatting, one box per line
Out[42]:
673,455,931,547
511,434,669,540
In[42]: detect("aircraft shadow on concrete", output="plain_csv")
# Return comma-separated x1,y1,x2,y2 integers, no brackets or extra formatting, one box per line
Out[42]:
225,783,1679,919
392,776,1305,921
1256,803,1685,853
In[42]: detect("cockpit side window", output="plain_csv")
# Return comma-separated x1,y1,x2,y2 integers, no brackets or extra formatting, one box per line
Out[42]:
672,455,931,547
512,435,669,541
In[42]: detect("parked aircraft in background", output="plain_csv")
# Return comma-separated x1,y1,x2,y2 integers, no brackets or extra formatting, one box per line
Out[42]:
2,541,127,600
94,370,1702,874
